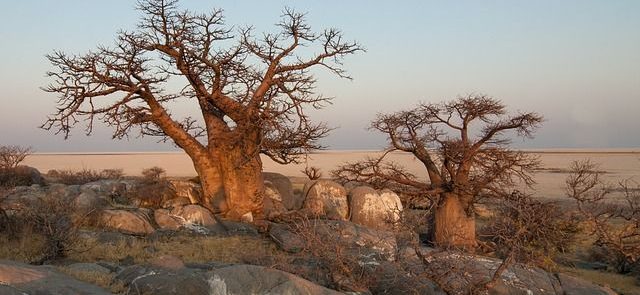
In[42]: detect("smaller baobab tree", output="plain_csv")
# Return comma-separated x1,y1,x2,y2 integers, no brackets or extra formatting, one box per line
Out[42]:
333,95,542,248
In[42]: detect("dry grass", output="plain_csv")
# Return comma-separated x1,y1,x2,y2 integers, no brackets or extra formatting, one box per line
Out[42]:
57,266,126,293
561,266,640,295
69,234,279,265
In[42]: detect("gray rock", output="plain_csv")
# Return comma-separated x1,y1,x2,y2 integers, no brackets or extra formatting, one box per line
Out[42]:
12,165,45,186
263,172,298,210
302,180,349,220
116,265,210,295
160,197,191,209
348,186,403,230
207,264,342,295
100,209,155,235
74,190,110,211
80,179,131,196
65,262,112,275
556,273,617,295
148,255,185,270
269,223,305,253
420,251,617,295
167,180,202,204
169,204,217,226
264,181,287,219
0,259,110,295
0,284,26,295
270,219,397,262
154,209,183,230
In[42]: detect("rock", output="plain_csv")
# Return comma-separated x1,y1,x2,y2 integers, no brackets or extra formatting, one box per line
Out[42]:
148,255,185,270
263,181,287,219
169,204,217,226
65,262,112,275
263,172,298,210
270,219,397,262
74,190,110,211
207,264,342,295
80,179,131,196
100,209,155,235
0,284,25,295
269,223,305,252
154,209,183,230
302,180,349,220
419,251,616,295
116,265,210,295
474,203,494,218
12,165,45,186
349,186,403,230
167,180,202,204
369,261,446,295
556,273,617,295
0,259,111,294
160,197,191,209
116,264,342,295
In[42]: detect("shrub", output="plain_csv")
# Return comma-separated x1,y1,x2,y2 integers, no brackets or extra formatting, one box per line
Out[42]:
0,145,32,169
1,192,89,264
0,166,38,187
567,160,640,273
480,191,580,270
48,168,124,185
125,167,170,208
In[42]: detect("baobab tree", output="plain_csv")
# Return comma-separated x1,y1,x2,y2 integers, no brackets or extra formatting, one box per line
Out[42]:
333,95,542,248
42,0,362,220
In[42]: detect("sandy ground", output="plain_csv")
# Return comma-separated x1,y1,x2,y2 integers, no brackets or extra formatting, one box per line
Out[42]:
23,149,640,199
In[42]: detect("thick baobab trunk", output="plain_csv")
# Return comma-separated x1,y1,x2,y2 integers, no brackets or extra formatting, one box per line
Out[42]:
216,148,264,221
433,193,477,249
191,146,265,221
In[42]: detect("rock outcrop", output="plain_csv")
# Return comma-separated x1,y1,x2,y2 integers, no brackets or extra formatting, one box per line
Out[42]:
301,180,349,220
263,172,298,210
0,259,111,295
348,186,403,230
100,209,155,235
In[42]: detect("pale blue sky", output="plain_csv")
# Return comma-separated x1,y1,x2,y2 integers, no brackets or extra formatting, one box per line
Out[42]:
0,0,638,152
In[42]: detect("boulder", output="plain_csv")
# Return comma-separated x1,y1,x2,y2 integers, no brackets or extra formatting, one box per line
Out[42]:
154,209,183,230
80,179,131,196
169,204,217,226
556,273,617,295
270,219,397,262
207,264,342,295
100,209,155,235
302,180,349,220
11,165,45,186
263,181,287,219
269,223,305,253
74,190,110,211
65,262,112,275
116,265,210,295
148,255,185,270
115,264,341,295
420,250,617,295
349,186,403,230
167,180,202,204
263,172,298,210
160,197,191,209
0,259,111,294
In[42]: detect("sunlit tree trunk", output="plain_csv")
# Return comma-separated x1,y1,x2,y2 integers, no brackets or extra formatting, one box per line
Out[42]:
433,193,477,249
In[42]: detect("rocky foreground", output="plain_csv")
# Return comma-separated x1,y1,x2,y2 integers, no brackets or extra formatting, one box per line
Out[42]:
0,169,618,294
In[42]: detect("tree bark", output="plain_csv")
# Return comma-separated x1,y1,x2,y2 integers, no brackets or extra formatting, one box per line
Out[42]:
190,146,265,221
433,193,477,249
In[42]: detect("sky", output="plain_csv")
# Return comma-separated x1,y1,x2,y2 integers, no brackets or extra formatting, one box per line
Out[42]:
0,0,638,152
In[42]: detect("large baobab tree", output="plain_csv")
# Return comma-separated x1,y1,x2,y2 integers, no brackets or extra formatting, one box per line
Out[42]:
333,95,542,248
42,0,362,220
